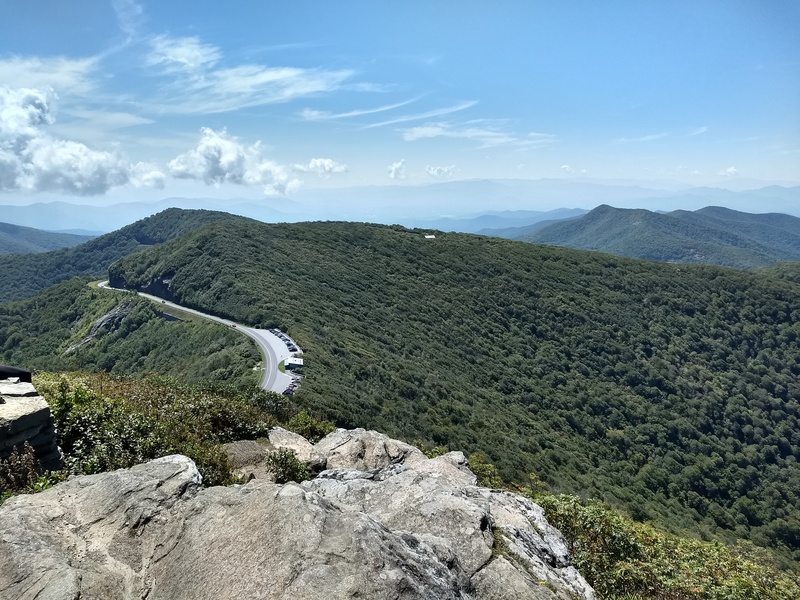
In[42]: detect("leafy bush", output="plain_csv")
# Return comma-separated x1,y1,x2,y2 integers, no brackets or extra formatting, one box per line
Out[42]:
534,493,800,600
264,448,310,484
36,372,279,486
468,452,503,488
286,410,335,443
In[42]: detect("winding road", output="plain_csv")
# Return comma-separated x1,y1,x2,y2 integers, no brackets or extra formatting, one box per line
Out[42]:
98,282,297,393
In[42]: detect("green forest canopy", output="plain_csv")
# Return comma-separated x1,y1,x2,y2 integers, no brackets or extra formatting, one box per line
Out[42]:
107,219,800,559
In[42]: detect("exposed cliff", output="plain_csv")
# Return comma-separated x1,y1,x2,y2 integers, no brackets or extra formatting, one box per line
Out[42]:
0,428,595,600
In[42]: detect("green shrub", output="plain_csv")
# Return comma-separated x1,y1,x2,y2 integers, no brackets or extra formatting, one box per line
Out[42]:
468,452,504,488
36,372,278,486
286,410,335,443
264,448,310,484
535,493,800,600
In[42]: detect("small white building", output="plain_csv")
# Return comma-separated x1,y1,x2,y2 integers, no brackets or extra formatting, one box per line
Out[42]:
285,357,304,370
424,234,436,239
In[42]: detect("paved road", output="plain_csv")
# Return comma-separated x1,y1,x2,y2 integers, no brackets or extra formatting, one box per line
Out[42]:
98,282,296,393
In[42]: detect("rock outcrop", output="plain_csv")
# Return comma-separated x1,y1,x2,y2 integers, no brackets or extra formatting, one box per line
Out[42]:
0,429,595,600
0,379,63,472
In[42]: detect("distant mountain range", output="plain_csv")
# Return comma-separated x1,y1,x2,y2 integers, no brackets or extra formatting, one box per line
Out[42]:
0,222,95,254
517,205,800,269
1,179,797,233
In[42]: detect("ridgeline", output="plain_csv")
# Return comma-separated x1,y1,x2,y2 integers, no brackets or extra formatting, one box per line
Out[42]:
520,205,800,268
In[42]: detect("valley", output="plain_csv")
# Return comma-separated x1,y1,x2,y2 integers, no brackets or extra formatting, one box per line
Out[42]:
1,208,799,593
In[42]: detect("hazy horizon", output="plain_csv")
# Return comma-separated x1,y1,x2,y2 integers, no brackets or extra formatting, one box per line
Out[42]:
1,1,798,217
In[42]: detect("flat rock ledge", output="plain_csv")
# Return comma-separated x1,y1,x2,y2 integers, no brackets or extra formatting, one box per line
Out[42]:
0,428,595,600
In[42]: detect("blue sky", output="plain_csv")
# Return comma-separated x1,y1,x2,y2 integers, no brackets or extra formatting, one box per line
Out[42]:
0,0,798,206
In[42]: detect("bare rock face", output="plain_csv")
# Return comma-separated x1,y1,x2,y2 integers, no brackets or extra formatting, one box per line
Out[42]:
0,430,596,600
314,427,427,471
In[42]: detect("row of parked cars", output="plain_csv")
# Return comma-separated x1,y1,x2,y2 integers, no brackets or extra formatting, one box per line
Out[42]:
268,328,299,352
268,328,302,396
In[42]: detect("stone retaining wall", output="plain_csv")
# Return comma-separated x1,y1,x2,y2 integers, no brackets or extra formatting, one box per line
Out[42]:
0,380,63,472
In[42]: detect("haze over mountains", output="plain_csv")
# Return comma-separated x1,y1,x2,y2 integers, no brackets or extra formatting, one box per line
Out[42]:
2,179,798,234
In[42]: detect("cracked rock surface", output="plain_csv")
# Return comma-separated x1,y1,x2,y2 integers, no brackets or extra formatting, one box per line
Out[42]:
0,429,595,600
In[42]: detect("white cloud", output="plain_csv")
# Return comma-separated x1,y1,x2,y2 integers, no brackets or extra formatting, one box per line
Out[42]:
689,126,708,136
292,158,348,176
142,34,353,115
65,110,154,129
560,164,574,173
147,35,221,72
517,131,557,148
0,86,163,195
297,98,418,121
168,127,300,195
112,0,145,39
0,56,97,97
402,122,516,147
18,136,130,195
425,165,456,178
0,87,54,140
366,101,477,128
387,159,406,180
401,121,556,150
612,133,667,144
718,166,740,177
402,125,446,141
130,161,166,188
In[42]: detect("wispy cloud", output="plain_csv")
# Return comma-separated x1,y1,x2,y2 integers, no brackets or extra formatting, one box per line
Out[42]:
147,35,221,72
689,126,708,136
0,56,98,97
516,131,558,148
298,98,420,121
111,0,145,40
146,58,354,115
612,132,667,144
365,101,477,128
60,109,154,129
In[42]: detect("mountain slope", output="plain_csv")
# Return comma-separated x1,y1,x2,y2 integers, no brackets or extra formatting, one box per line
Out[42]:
0,208,249,302
0,278,259,385
521,205,800,268
0,223,94,254
108,218,800,554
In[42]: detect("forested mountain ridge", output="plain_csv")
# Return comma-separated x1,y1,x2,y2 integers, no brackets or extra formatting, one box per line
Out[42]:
520,204,800,268
0,208,250,303
108,216,800,558
0,222,94,254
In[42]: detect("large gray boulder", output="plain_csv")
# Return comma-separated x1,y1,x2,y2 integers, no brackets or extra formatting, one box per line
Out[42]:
314,427,426,471
0,433,596,600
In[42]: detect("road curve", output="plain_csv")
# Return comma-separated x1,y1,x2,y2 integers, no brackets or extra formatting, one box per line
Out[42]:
97,282,296,393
